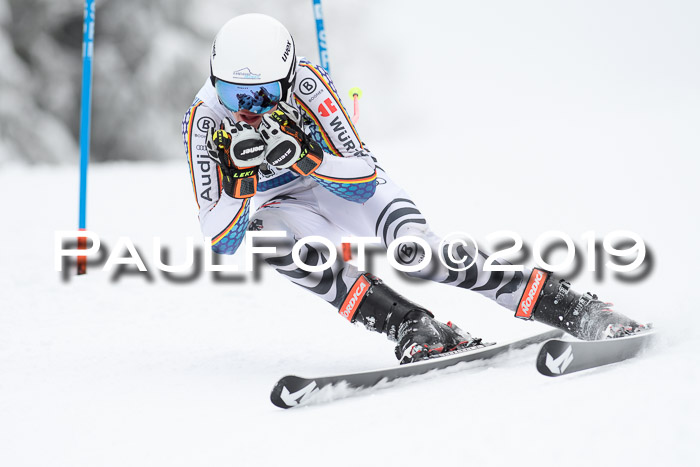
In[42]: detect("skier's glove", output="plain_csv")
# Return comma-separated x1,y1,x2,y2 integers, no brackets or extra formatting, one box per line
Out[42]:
206,118,266,199
259,102,324,176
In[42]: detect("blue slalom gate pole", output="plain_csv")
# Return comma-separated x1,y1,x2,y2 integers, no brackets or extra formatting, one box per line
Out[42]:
77,0,95,275
312,0,330,73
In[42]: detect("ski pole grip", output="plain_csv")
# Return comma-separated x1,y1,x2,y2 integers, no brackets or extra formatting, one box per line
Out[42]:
349,87,362,125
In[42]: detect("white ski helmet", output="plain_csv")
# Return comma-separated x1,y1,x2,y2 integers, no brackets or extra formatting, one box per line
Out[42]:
210,14,296,114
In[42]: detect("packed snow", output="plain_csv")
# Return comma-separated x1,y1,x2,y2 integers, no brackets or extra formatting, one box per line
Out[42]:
1,1,699,466
1,152,698,466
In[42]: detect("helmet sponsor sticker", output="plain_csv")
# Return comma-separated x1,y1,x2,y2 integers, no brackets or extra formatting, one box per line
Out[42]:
232,67,261,80
282,40,292,62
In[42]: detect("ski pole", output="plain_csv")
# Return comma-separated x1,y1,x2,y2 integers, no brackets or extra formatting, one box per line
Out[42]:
77,0,95,275
348,87,362,125
341,88,363,263
312,0,330,73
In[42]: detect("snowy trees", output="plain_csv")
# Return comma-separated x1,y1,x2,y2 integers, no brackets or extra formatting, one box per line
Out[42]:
0,0,300,165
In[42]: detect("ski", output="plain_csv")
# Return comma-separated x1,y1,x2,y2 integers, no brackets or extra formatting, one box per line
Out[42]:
270,329,563,409
536,330,656,377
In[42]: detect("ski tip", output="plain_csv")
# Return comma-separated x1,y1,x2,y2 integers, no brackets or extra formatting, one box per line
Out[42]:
270,375,299,409
270,375,318,409
270,382,290,409
536,330,657,377
536,339,572,377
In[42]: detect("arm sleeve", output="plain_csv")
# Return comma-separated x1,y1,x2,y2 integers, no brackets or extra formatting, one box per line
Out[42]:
182,100,250,255
293,59,377,204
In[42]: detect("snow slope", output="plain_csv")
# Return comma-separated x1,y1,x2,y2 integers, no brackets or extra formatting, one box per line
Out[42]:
0,157,697,467
2,1,700,465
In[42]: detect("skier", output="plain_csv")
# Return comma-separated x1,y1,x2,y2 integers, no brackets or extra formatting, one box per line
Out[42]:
182,14,645,364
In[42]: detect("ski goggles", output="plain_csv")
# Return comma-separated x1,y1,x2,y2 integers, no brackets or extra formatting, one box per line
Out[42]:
214,80,282,114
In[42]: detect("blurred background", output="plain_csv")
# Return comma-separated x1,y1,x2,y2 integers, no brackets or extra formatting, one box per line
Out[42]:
0,0,392,165
3,0,699,288
1,0,698,168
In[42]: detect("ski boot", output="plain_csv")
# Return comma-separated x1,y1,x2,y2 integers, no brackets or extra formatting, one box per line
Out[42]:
517,268,649,341
338,273,479,364
394,312,477,364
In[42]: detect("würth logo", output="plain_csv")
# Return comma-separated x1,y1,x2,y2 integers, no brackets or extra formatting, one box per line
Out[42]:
516,269,548,319
339,275,371,321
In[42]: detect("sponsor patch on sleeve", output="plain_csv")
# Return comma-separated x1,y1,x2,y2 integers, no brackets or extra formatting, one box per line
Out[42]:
515,268,549,320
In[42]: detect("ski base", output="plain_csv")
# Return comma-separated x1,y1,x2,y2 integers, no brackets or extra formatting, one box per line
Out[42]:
536,330,656,377
271,329,563,409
